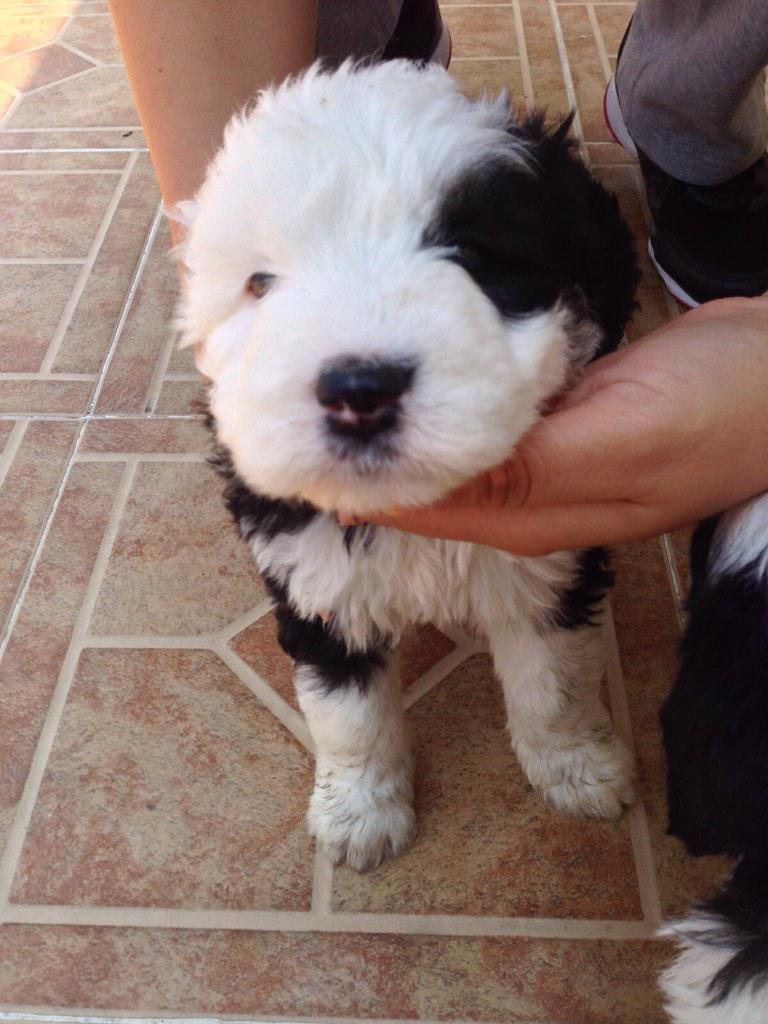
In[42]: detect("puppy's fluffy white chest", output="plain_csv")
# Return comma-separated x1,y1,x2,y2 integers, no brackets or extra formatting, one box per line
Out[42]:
251,517,577,649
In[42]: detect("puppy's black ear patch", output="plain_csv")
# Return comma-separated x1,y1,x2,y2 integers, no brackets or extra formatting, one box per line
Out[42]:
426,110,639,358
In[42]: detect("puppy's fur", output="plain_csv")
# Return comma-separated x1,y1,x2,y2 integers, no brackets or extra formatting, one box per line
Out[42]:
660,494,768,1024
179,61,639,871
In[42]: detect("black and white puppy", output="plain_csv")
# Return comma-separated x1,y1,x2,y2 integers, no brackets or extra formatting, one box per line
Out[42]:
660,494,768,1023
178,60,639,871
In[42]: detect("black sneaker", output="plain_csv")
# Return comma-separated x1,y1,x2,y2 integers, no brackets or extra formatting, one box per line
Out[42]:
604,23,768,307
382,0,452,67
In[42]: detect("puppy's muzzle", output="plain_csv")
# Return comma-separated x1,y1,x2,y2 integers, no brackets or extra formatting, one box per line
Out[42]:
316,357,415,444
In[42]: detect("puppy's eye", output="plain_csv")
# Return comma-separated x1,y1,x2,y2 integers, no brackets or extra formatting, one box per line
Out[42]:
245,272,275,299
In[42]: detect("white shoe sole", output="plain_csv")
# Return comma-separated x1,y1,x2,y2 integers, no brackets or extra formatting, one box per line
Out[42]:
647,239,700,308
603,76,638,157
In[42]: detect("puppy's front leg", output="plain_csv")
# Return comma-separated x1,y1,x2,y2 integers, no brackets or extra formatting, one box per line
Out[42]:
488,619,636,821
276,608,414,871
296,658,415,871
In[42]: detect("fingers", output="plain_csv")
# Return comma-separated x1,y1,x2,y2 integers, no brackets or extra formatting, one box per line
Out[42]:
358,498,666,556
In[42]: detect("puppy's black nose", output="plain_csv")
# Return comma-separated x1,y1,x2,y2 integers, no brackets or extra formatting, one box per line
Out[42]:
316,358,415,416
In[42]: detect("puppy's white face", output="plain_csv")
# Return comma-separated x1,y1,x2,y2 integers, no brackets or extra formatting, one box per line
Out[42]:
180,61,582,514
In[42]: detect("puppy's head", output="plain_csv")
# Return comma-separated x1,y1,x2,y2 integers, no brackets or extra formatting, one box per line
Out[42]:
180,60,621,514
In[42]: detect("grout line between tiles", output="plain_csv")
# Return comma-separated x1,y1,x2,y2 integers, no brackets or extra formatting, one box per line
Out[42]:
0,258,85,265
56,39,103,67
449,55,518,63
402,643,474,710
511,0,534,108
0,902,658,940
0,206,162,690
585,4,613,81
0,148,146,154
0,168,122,175
0,93,21,131
0,420,28,491
0,460,137,909
216,598,275,643
603,603,664,927
40,151,139,373
81,634,215,649
144,333,185,413
212,641,314,753
0,126,143,133
0,373,97,381
21,64,98,99
546,0,586,154
0,413,206,422
74,451,208,462
0,1012,515,1024
311,847,334,915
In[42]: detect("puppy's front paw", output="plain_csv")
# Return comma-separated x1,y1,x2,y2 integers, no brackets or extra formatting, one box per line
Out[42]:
308,769,416,871
523,731,636,821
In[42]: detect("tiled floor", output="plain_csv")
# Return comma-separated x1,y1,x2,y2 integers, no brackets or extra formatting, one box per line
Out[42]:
0,2,732,1022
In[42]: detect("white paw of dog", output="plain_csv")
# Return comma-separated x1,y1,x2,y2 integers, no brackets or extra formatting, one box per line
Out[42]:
308,771,416,872
521,731,637,821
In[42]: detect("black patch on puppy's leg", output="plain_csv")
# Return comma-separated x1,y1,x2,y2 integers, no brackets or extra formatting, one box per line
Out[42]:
550,547,613,630
272,598,390,696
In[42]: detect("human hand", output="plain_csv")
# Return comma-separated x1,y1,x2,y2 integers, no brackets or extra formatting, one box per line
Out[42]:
341,297,768,555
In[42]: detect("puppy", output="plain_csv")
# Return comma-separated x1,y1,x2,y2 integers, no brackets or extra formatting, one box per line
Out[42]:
178,60,639,871
660,494,768,1023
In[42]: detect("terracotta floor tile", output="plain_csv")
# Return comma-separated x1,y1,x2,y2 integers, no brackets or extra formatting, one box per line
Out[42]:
593,3,633,56
0,462,124,849
231,610,297,710
11,647,314,909
60,13,122,63
0,14,68,60
557,5,612,141
613,539,731,917
0,149,128,170
94,217,178,408
0,44,94,92
90,461,266,636
53,153,160,374
668,527,693,598
0,925,669,1021
0,263,80,371
334,653,640,918
0,126,147,149
588,141,635,165
80,417,210,454
518,1,568,114
8,66,138,129
232,617,457,715
0,171,119,259
443,7,518,58
0,379,95,414
401,622,456,688
166,342,197,374
154,378,208,415
0,419,78,631
451,57,526,105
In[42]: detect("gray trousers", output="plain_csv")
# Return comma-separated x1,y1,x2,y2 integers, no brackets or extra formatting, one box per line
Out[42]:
617,0,768,185
318,0,768,187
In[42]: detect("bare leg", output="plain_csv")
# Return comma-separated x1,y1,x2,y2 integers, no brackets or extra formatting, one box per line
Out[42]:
109,0,317,224
488,620,636,820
